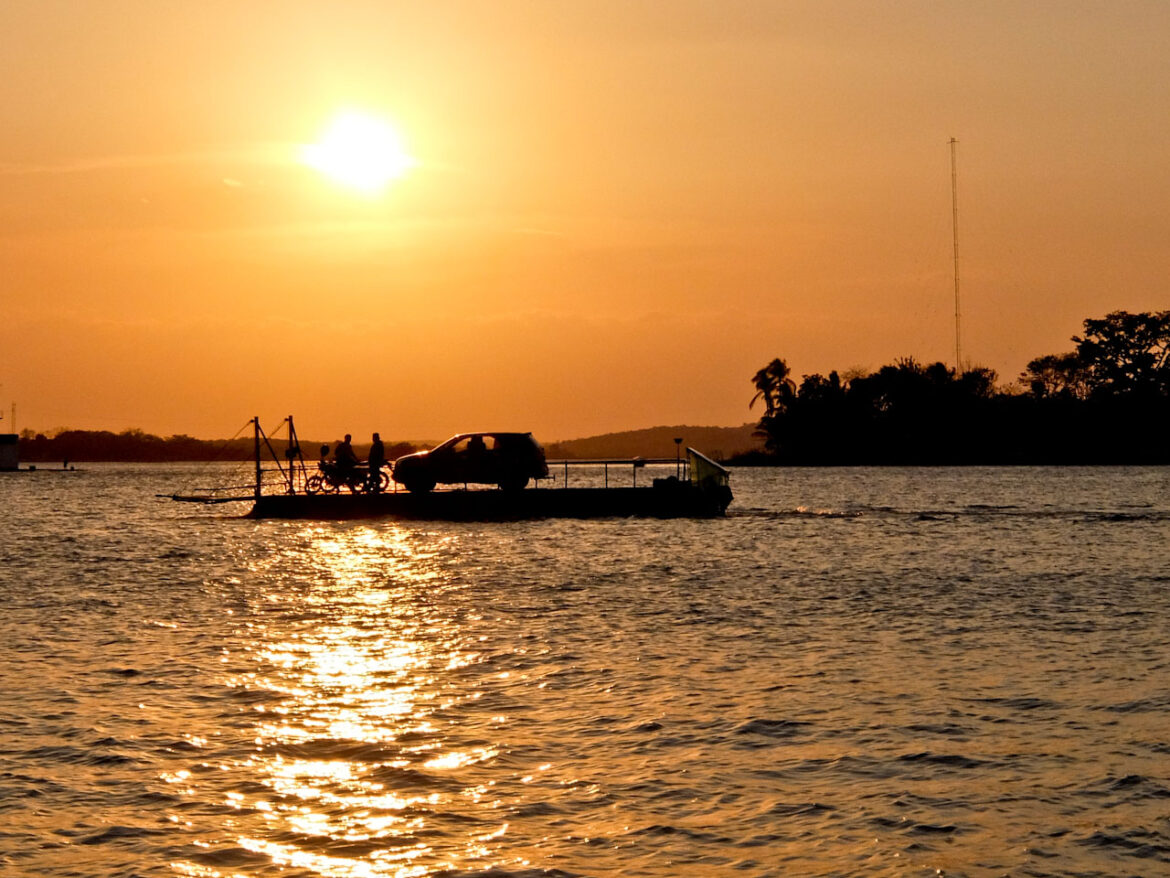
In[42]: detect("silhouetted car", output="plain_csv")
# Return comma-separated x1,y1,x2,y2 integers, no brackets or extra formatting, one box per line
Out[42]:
392,432,549,493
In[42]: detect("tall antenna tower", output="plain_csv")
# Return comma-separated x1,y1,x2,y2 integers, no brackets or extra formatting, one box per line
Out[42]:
949,137,962,373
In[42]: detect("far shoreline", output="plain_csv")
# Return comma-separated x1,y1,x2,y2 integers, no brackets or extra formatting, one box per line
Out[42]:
8,457,1169,468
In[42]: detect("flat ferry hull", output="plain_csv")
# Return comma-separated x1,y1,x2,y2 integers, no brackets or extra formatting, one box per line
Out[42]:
249,484,731,520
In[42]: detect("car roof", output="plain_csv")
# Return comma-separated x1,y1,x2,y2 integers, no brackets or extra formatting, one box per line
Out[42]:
448,432,533,440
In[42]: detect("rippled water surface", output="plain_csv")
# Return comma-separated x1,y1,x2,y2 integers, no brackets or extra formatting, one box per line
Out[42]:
2,464,1170,877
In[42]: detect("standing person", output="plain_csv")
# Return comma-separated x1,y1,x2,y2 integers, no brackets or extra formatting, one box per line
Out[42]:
334,434,357,476
367,432,386,493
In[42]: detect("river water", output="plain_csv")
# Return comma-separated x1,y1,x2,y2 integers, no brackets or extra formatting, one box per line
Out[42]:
1,464,1169,877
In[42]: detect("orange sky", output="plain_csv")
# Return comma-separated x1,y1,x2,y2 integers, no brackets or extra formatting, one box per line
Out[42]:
2,1,1168,442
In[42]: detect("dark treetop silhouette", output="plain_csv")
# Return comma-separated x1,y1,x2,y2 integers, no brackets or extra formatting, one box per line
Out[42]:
743,310,1170,465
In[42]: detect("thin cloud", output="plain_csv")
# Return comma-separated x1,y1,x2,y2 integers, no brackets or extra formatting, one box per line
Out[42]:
0,142,296,177
515,227,567,237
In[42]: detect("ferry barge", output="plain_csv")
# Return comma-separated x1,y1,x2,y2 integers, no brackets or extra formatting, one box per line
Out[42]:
173,417,732,520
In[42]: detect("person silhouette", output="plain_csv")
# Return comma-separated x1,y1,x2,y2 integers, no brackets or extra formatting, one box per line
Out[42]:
367,432,385,493
334,434,357,475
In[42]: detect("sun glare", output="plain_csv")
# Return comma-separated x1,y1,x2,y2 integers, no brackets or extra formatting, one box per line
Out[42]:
301,110,414,195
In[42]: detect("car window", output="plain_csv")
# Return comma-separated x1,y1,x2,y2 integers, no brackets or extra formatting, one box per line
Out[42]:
448,435,494,455
496,435,527,454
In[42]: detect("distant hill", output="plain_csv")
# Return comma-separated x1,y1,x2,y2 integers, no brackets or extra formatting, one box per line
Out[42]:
544,424,760,462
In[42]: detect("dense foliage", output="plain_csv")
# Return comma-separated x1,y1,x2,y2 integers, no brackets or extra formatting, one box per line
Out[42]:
746,310,1170,464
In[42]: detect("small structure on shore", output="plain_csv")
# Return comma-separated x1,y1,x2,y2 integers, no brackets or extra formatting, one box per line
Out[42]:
0,434,18,471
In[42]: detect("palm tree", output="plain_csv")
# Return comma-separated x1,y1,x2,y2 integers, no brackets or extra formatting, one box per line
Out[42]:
750,358,796,417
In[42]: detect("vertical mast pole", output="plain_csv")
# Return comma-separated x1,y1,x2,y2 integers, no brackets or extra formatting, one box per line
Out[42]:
287,415,296,495
253,416,262,501
950,137,962,374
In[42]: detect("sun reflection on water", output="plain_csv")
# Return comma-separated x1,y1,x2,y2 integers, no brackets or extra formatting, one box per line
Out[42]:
238,836,432,878
172,523,511,877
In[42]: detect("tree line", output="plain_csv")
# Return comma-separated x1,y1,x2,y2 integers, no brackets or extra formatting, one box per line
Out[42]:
17,429,419,463
741,310,1170,465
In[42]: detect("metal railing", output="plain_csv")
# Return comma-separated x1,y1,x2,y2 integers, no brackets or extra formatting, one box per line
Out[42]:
542,457,688,489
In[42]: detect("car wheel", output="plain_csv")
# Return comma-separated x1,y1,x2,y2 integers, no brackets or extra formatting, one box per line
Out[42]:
406,478,435,494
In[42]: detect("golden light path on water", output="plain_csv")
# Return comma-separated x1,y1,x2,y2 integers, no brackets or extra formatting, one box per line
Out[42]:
5,466,1170,876
172,524,532,878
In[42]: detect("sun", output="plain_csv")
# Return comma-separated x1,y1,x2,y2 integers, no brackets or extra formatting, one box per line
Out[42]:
301,110,414,195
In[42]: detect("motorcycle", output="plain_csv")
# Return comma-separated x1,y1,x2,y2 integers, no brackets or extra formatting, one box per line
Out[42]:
305,461,391,495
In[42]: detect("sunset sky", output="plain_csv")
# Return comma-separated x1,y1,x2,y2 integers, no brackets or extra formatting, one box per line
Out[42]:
2,1,1168,442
